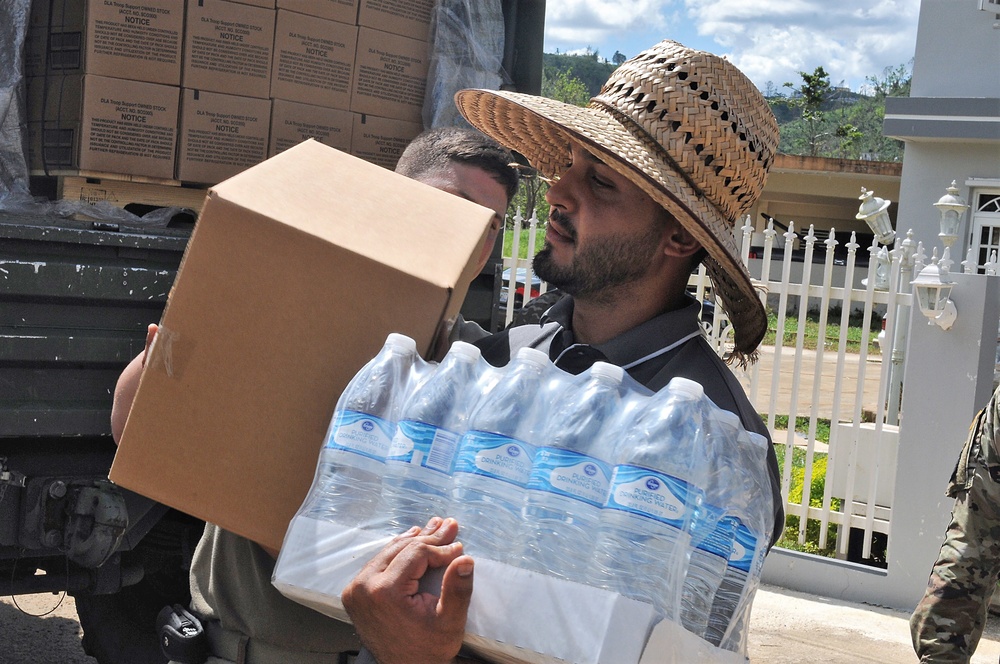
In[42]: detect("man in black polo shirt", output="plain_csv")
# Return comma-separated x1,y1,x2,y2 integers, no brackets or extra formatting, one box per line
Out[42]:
343,39,784,664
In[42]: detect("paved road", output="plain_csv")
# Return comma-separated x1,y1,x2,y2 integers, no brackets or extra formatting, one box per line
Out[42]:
750,584,1000,663
743,346,888,421
5,584,1000,663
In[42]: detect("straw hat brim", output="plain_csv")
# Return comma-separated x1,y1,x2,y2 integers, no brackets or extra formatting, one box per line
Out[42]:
455,88,767,355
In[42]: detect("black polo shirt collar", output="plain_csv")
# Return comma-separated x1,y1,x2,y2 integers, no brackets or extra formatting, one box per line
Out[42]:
541,294,705,377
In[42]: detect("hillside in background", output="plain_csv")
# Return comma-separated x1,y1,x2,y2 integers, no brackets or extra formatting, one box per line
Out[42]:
541,52,911,162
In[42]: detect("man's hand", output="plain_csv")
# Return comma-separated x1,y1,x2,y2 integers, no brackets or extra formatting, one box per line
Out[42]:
342,517,474,664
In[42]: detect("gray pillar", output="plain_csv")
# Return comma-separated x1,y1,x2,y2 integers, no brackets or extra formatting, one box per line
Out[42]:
888,272,1000,608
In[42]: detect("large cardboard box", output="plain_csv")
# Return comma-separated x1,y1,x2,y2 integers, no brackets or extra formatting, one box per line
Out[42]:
268,99,353,156
269,10,358,109
350,112,422,170
350,27,429,124
357,0,434,41
25,0,184,85
109,140,495,552
183,0,277,99
176,88,272,184
276,0,359,23
26,74,179,178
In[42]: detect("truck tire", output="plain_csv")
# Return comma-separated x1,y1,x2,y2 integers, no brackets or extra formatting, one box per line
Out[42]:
74,511,204,664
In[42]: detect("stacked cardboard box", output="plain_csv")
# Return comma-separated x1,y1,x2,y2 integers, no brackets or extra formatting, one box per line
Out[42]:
26,0,436,184
177,0,276,182
25,0,184,178
268,0,431,169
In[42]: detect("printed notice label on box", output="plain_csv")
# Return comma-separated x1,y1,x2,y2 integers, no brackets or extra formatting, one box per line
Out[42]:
275,27,353,93
92,8,181,66
363,0,431,23
191,34,270,81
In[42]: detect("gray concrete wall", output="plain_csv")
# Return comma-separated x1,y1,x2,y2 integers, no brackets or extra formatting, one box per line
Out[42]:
910,0,1000,98
895,143,1000,264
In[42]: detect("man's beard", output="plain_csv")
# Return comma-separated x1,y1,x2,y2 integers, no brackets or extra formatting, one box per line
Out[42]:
533,209,663,300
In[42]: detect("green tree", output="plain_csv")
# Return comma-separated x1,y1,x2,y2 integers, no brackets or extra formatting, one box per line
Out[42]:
834,123,864,159
783,66,834,157
542,52,617,96
612,50,627,66
847,62,912,161
541,67,591,107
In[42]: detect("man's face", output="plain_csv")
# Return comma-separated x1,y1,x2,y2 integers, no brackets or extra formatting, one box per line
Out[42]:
416,162,509,275
534,143,667,299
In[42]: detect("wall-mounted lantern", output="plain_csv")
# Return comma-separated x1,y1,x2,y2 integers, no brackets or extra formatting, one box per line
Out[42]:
912,250,958,330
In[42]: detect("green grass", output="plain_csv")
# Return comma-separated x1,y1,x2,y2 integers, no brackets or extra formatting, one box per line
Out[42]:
764,310,882,355
770,414,831,444
503,226,545,261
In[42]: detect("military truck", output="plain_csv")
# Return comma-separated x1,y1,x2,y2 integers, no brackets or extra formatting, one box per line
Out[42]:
0,2,545,661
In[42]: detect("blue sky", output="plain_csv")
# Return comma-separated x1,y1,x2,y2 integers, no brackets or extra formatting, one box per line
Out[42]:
543,0,921,94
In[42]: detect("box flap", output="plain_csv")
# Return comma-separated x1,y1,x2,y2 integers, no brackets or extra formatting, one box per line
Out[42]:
211,140,490,290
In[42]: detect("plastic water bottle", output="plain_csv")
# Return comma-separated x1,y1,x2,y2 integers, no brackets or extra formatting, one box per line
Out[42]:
681,407,742,638
518,362,623,579
587,376,709,621
450,346,550,559
379,341,484,531
712,431,775,651
305,333,418,527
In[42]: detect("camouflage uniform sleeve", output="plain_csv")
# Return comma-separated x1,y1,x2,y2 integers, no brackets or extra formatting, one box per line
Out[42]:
910,390,1000,662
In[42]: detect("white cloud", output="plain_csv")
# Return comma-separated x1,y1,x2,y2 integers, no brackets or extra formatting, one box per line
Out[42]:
543,0,920,92
685,0,919,89
545,0,671,52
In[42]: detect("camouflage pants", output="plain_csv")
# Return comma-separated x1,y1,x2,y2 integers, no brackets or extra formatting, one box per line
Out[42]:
910,408,1000,663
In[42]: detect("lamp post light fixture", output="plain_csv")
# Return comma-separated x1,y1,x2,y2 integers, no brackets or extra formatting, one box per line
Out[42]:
857,187,895,245
933,180,969,250
911,249,958,331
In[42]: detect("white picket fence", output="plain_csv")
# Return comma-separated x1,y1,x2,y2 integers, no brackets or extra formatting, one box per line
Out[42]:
500,209,921,562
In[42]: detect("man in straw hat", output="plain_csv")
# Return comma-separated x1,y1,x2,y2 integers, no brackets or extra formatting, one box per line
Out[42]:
343,39,784,663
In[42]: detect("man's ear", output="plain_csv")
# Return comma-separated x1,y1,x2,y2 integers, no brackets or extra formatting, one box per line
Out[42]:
661,217,702,259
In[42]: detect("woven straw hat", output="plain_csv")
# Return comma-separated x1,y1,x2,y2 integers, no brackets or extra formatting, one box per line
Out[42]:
455,39,778,357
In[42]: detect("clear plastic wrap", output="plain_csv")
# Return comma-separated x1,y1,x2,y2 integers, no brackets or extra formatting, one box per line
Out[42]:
0,0,31,199
422,0,508,129
274,333,767,663
0,188,194,228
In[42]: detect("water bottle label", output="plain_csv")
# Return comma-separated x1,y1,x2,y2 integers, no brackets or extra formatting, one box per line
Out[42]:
527,448,612,508
386,420,460,475
326,410,394,461
728,520,758,573
605,464,693,528
453,430,535,487
694,509,735,559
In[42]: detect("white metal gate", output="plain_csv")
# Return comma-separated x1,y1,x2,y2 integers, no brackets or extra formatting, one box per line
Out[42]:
499,212,918,561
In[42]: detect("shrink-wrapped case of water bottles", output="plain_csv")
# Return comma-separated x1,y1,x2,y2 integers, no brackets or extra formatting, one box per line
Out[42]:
274,333,774,664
